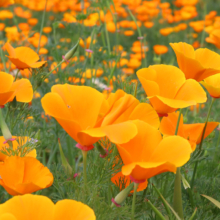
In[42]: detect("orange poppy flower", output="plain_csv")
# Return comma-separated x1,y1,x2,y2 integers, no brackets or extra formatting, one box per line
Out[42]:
41,85,159,149
0,136,37,161
117,120,192,182
137,65,207,116
0,156,53,195
206,29,220,49
0,71,33,106
160,111,219,151
200,73,220,98
0,194,96,220
0,0,14,7
153,45,168,55
4,42,46,70
170,42,220,81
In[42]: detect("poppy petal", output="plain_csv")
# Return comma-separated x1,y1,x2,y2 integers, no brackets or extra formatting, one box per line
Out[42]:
14,47,39,64
10,79,33,103
0,72,13,93
79,121,138,145
149,136,192,167
51,84,105,129
129,103,160,128
175,79,207,104
0,91,15,106
0,194,54,220
7,57,30,70
4,42,16,57
54,200,96,220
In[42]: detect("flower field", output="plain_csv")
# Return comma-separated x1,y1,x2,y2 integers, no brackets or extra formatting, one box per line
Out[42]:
1,0,220,219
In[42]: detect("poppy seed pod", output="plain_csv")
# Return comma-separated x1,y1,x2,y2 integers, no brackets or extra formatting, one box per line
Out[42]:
63,39,80,61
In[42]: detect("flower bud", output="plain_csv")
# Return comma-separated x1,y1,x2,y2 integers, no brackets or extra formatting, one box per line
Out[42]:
63,39,80,61
111,182,134,207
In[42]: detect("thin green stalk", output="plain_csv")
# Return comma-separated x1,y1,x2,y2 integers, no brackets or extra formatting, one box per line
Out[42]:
37,0,48,53
43,60,64,80
0,46,7,71
104,20,111,55
173,108,183,219
133,81,138,98
198,98,215,151
147,200,166,220
191,98,215,189
173,168,183,219
131,183,138,220
14,69,20,81
175,109,182,135
82,150,88,194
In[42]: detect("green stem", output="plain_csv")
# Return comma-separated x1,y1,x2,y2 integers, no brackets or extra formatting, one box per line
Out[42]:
173,109,183,219
43,60,64,80
14,69,20,81
0,46,7,71
173,168,183,219
191,98,215,189
147,200,166,220
82,150,88,193
198,98,215,151
104,20,111,55
37,0,48,53
175,109,182,135
131,183,138,220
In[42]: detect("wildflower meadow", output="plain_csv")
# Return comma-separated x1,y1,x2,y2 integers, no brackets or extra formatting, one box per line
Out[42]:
1,0,220,219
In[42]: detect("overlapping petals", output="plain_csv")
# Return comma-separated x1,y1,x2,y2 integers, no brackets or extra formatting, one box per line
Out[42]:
160,111,219,151
0,71,33,106
41,84,159,146
170,42,220,81
116,120,192,181
5,42,46,70
0,194,96,220
201,73,220,98
0,156,53,195
137,65,206,116
0,136,37,161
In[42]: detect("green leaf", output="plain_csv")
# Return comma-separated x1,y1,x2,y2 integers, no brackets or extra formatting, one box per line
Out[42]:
146,199,166,220
188,208,197,220
152,184,181,220
201,194,220,209
162,197,182,220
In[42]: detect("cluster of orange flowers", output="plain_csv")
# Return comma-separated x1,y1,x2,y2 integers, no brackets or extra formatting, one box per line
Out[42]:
2,0,220,81
1,0,220,218
0,42,96,219
2,38,220,217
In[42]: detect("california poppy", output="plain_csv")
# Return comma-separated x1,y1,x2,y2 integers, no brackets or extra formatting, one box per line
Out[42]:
170,42,220,81
153,45,168,55
0,0,14,7
201,73,220,98
0,194,96,220
0,156,53,195
41,85,159,149
160,111,219,151
0,136,37,161
0,71,33,106
4,42,46,70
137,65,206,116
117,120,192,182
